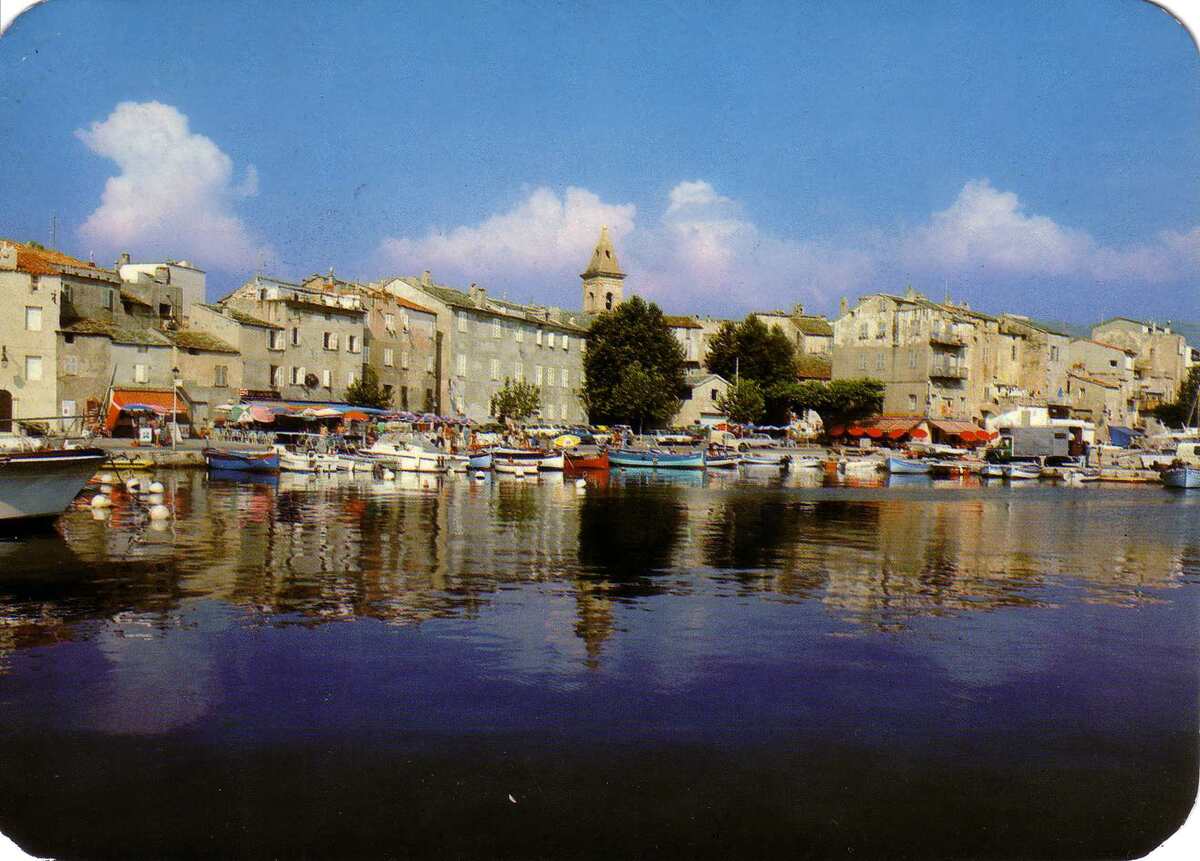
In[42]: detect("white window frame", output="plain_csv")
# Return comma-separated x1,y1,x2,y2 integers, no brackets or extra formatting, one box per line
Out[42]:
133,362,147,384
490,358,500,380
24,306,42,332
515,362,524,382
456,354,466,377
348,334,359,353
535,365,543,385
63,355,78,376
323,369,333,388
515,327,524,343
561,368,568,387
547,332,556,349
457,314,467,333
562,335,569,352
536,329,543,346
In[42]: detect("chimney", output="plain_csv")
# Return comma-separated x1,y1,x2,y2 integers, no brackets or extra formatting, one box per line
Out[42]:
838,296,849,316
0,242,16,272
469,282,486,307
117,251,131,267
791,302,805,316
421,270,432,288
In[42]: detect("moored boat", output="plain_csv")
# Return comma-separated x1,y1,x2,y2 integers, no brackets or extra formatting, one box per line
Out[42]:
608,448,706,470
203,447,279,473
0,447,108,524
1002,462,1041,481
1162,465,1200,488
564,450,610,471
887,456,932,475
980,463,1005,479
468,451,494,471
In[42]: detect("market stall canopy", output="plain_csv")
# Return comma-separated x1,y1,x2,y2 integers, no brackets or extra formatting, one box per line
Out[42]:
553,434,582,448
105,389,187,431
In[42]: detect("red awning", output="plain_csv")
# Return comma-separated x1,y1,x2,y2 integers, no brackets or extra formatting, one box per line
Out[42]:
959,430,977,443
847,426,864,437
888,428,907,440
105,389,187,431
910,428,928,439
930,419,984,436
343,410,369,422
865,427,883,438
827,425,845,437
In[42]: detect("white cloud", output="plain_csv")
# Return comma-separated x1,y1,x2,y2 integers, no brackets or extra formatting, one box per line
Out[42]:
666,179,733,215
377,186,636,287
373,177,1200,316
77,101,272,271
901,178,1200,285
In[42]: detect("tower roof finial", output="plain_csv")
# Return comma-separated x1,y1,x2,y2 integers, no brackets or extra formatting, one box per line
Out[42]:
581,225,625,279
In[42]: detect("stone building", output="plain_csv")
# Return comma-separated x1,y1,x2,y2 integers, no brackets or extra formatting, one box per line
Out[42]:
1091,317,1191,411
189,303,283,396
0,243,68,431
750,305,834,356
664,315,706,372
116,254,207,326
674,372,731,427
301,274,441,413
220,275,367,402
831,289,1058,424
381,273,588,423
1065,338,1139,430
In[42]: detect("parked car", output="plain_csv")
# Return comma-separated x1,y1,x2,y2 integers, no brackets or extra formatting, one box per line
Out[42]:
737,433,776,450
653,429,696,445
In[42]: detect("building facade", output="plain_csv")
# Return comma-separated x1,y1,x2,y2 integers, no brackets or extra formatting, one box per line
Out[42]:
221,275,367,402
580,226,625,315
382,273,588,423
1091,317,1190,411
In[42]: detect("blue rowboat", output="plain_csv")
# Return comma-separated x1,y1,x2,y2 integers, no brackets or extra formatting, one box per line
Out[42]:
886,456,931,475
468,451,493,470
203,447,280,473
608,449,706,470
1163,465,1200,488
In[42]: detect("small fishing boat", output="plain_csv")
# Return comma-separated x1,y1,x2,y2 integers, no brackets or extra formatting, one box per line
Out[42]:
0,446,108,524
537,451,565,471
741,453,791,473
1162,464,1200,488
273,446,338,473
608,448,706,470
980,463,1005,479
839,457,882,475
791,456,824,470
887,456,932,475
1002,462,1041,481
396,447,447,473
564,450,610,471
468,451,494,471
203,447,279,473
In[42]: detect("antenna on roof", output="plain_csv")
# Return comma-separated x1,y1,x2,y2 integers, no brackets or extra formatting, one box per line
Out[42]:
50,213,57,249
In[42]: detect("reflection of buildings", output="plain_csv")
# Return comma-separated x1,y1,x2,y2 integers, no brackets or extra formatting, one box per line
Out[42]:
0,476,1195,675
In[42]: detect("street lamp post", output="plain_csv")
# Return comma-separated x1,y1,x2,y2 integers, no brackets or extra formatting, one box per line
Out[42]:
171,365,180,451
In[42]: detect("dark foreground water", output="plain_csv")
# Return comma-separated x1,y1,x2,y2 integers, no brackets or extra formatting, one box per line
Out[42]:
0,469,1197,860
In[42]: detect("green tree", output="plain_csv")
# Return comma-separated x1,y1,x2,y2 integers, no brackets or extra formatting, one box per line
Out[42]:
775,378,885,431
490,378,542,422
704,316,797,389
1151,366,1200,427
582,296,686,428
718,379,766,425
345,365,392,409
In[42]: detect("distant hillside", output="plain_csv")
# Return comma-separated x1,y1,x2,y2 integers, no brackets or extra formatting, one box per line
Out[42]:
1031,318,1200,345
1030,319,1090,339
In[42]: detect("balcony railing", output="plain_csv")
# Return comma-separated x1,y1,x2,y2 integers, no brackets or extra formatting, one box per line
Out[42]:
929,362,967,380
929,330,966,348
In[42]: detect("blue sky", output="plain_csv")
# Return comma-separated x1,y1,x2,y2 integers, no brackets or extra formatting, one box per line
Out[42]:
1,0,1198,321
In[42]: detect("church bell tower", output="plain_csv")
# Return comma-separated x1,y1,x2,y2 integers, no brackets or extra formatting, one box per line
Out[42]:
581,225,626,314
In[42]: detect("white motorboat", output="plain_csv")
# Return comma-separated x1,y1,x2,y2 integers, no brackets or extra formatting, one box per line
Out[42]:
0,446,108,524
273,445,338,473
1002,462,1041,481
980,463,1005,479
839,457,882,475
791,456,825,470
1163,465,1200,488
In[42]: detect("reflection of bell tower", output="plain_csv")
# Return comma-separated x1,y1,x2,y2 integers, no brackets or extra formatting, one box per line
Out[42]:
573,581,615,670
581,225,625,314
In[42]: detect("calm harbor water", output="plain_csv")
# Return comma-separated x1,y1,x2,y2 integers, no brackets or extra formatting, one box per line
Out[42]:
0,469,1197,859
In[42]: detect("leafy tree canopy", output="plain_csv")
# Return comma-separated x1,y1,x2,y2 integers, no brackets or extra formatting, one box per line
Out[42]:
345,365,392,409
1151,366,1200,427
774,378,885,430
583,296,686,428
705,316,797,390
490,378,542,422
718,379,766,425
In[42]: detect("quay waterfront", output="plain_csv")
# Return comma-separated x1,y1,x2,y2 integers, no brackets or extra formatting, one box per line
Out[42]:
0,468,1196,858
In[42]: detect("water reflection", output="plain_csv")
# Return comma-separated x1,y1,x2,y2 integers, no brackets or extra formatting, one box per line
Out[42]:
0,473,1194,675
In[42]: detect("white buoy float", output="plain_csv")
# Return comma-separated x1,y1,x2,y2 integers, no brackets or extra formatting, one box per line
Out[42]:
91,508,111,521
100,484,114,495
575,478,587,488
383,469,396,481
148,481,165,494
474,471,487,480
90,493,111,508
98,472,115,485
148,504,171,520
146,493,164,505
124,477,141,493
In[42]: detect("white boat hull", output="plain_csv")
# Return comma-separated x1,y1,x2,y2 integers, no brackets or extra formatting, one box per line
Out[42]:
0,449,108,522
